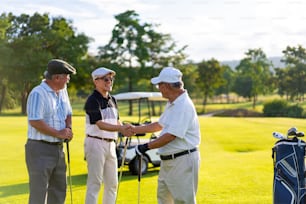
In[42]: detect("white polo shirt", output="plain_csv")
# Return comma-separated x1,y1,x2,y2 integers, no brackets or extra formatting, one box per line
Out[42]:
158,91,200,155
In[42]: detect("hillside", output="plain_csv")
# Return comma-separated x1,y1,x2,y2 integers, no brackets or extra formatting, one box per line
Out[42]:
221,56,285,69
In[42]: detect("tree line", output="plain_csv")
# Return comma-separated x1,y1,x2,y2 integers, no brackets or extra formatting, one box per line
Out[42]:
0,10,306,114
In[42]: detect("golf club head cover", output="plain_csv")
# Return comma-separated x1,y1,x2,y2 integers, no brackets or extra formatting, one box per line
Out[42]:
135,143,149,155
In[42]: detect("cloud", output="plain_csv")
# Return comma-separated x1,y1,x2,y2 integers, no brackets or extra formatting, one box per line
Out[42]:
2,0,306,61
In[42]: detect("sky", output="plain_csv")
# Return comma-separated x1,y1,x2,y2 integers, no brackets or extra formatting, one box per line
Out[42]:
2,0,306,62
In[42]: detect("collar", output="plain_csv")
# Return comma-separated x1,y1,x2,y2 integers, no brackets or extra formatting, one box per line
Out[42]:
93,89,111,100
41,80,54,92
169,90,187,105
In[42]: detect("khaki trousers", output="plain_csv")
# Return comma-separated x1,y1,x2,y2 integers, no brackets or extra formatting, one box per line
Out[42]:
84,137,118,204
158,151,200,204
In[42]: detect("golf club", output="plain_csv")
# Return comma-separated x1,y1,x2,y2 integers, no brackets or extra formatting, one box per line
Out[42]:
273,132,286,140
65,140,73,204
116,137,129,203
287,127,298,136
138,154,142,204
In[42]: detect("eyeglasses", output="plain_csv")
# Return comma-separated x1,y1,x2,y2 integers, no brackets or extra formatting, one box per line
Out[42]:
95,76,114,82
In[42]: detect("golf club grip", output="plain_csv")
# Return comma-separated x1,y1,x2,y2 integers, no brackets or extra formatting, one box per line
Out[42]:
66,141,70,163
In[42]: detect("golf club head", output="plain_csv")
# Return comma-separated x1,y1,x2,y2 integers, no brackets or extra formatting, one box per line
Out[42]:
287,127,298,136
297,131,305,137
273,132,286,140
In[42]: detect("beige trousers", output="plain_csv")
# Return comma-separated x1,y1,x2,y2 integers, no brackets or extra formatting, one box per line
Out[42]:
84,137,118,204
157,151,200,204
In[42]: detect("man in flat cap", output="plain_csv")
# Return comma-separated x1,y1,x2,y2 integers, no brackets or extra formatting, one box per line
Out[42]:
84,67,133,204
25,59,76,204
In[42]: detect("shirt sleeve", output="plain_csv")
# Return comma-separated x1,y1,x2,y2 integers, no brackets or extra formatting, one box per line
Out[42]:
85,96,102,124
27,91,44,120
63,88,72,116
173,110,193,138
159,104,193,139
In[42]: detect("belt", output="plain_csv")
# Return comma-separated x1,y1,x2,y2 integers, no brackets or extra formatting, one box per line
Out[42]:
28,139,63,146
87,135,115,142
160,148,197,160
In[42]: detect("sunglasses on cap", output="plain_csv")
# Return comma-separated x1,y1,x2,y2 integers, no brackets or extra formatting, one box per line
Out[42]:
95,76,115,82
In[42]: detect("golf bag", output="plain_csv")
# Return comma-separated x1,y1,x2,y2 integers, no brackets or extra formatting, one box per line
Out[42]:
272,137,306,204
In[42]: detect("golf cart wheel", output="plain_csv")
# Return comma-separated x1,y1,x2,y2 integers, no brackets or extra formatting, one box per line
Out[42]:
129,156,149,175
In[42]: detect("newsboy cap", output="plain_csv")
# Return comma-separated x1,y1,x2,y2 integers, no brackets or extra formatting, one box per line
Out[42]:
47,59,76,75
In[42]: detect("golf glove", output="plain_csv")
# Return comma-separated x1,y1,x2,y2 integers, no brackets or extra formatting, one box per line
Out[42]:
135,143,149,156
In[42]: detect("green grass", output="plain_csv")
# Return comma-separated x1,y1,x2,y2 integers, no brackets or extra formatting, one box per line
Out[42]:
1,116,306,203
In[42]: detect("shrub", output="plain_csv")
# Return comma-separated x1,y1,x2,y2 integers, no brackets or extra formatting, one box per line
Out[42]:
287,104,304,118
263,99,288,117
263,99,304,118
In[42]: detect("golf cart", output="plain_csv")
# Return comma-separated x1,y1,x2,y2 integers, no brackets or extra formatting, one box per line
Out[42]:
113,92,166,175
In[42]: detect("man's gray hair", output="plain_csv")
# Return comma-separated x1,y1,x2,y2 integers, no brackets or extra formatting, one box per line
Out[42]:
169,81,184,89
44,71,52,80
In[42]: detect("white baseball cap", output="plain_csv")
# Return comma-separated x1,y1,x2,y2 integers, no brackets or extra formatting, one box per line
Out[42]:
151,67,182,84
91,67,116,80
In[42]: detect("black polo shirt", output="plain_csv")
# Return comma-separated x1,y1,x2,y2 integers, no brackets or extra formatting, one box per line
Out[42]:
84,90,119,138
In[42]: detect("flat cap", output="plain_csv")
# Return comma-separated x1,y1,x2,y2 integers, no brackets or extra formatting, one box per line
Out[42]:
47,59,76,75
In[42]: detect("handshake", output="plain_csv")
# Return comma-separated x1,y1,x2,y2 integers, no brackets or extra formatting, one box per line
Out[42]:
119,124,150,156
119,124,137,137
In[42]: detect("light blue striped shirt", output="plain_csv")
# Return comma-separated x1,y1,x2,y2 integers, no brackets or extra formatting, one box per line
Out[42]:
27,81,72,142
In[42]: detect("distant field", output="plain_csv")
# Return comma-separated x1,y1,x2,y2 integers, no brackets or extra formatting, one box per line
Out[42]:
3,93,306,117
1,116,306,203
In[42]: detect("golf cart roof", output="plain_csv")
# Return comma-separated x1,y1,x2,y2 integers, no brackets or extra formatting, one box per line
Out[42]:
113,92,166,101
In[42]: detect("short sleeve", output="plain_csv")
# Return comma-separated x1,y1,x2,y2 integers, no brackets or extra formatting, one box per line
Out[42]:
84,96,102,124
27,91,44,120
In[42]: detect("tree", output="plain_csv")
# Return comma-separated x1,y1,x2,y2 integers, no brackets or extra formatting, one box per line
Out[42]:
98,10,187,115
215,65,235,103
274,67,290,99
0,13,11,112
178,63,199,94
196,58,225,113
280,45,306,101
282,45,306,65
2,12,91,114
233,48,273,109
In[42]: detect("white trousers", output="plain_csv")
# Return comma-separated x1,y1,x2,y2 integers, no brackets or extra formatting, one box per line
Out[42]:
84,137,118,204
157,151,200,204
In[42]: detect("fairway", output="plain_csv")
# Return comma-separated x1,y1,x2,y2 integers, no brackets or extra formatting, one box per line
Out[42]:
1,116,306,203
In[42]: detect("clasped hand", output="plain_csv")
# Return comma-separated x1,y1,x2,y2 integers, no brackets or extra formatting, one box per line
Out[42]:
120,124,135,137
121,124,144,137
58,128,73,141
120,125,150,155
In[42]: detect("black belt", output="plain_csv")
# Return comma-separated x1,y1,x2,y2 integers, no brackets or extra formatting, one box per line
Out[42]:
160,148,197,160
87,135,115,142
28,139,63,146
